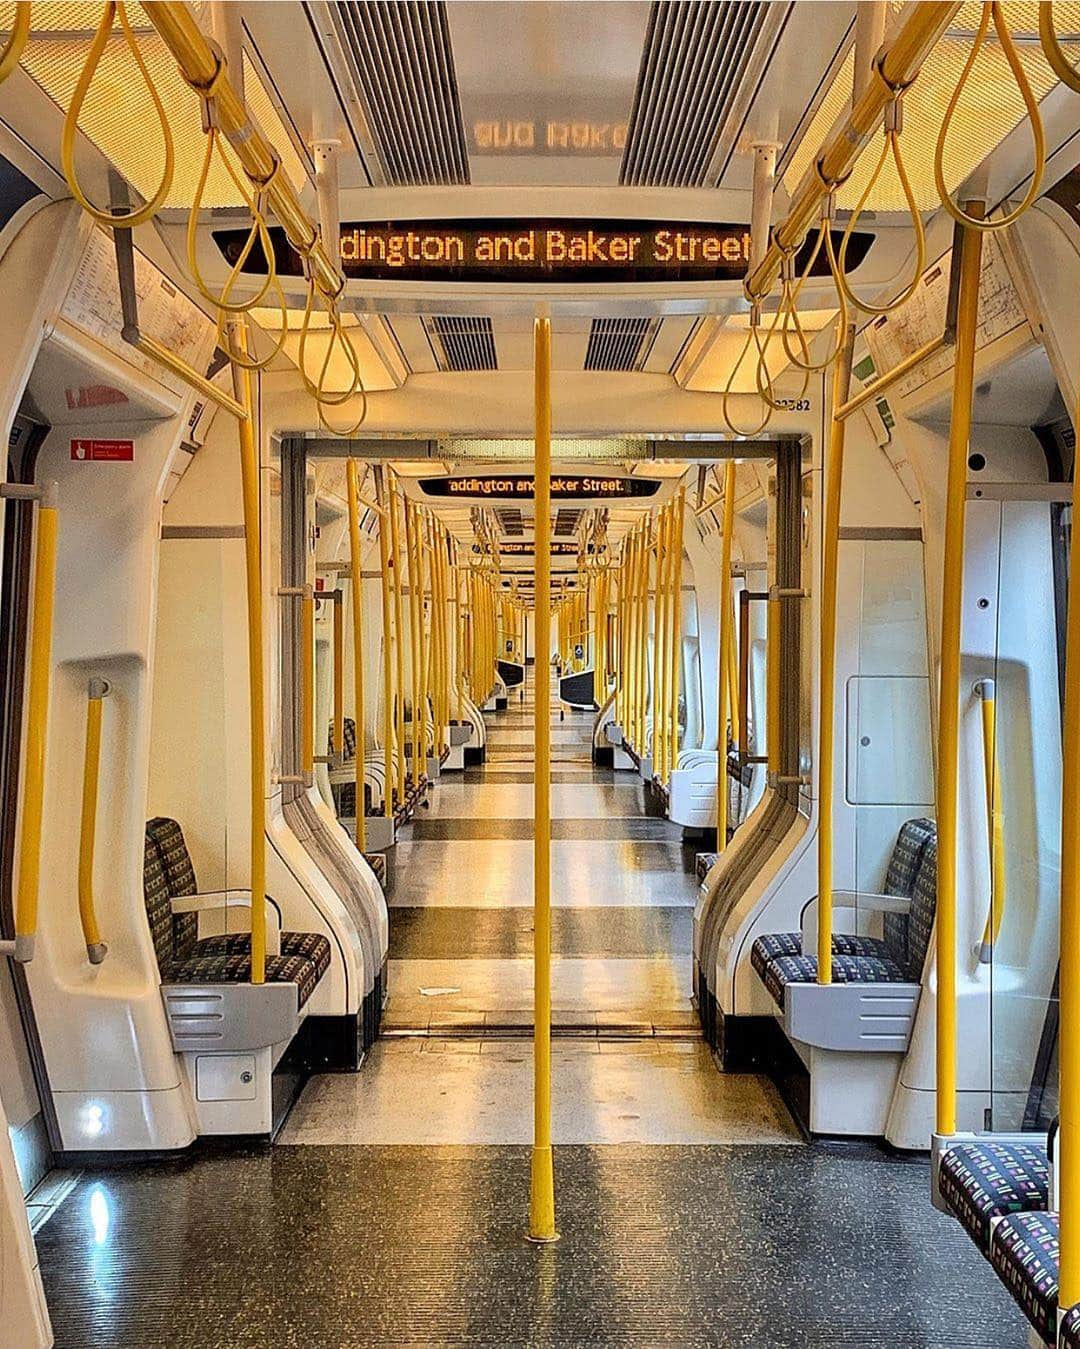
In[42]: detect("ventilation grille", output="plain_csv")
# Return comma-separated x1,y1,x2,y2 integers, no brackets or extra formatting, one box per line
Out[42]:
428,317,497,372
495,507,524,536
584,318,658,372
334,2,469,186
553,508,581,538
621,1,768,187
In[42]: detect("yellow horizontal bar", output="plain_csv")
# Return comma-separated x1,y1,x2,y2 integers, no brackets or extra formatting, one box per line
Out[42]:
132,333,246,419
835,336,947,421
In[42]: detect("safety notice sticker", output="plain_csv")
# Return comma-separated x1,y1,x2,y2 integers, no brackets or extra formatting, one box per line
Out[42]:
70,438,134,461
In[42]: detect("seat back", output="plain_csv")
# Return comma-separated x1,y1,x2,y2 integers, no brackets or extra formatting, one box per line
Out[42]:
143,833,176,969
882,817,937,976
905,839,938,981
328,716,356,759
145,817,199,961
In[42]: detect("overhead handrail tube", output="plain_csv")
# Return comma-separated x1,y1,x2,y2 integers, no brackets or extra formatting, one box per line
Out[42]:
974,678,1006,963
745,2,961,304
935,211,985,1140
345,460,366,852
530,315,557,1244
817,324,857,985
717,462,737,851
78,678,109,965
5,483,59,964
1058,387,1080,1317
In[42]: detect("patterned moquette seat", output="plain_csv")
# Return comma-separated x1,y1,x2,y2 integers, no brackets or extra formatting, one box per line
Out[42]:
989,1210,1060,1344
750,818,937,1008
143,819,330,1007
939,1140,1050,1251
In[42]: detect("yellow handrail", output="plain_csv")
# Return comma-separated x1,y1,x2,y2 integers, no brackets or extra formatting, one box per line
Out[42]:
935,212,985,1139
374,467,395,817
1057,385,1080,1314
301,589,315,787
668,489,686,779
717,463,737,852
529,315,557,1244
78,678,109,965
11,485,58,963
387,474,406,802
332,589,345,770
651,506,666,777
345,460,366,852
0,2,29,85
974,679,1006,961
817,324,857,985
746,2,961,304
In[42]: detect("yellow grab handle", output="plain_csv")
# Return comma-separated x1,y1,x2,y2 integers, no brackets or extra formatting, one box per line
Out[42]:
78,680,109,964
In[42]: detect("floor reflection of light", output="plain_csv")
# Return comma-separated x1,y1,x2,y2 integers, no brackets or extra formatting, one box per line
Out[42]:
89,1186,111,1246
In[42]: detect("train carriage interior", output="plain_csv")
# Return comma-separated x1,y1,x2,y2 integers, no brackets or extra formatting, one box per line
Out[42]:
3,1,1080,1345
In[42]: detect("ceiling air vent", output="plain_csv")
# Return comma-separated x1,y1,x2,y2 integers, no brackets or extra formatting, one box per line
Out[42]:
428,317,498,372
495,507,524,536
584,318,658,373
332,1,469,186
621,0,771,187
553,508,581,538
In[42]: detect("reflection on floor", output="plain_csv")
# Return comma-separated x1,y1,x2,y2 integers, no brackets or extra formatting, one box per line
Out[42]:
31,675,1032,1347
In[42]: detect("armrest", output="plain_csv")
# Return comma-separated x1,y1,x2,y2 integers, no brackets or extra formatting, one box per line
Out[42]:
807,890,911,915
170,889,260,914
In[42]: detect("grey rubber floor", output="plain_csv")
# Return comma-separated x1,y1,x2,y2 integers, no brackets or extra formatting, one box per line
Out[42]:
36,1142,1028,1348
389,905,694,958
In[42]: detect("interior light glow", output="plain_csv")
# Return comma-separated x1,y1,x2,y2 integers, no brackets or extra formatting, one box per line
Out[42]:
89,1185,111,1245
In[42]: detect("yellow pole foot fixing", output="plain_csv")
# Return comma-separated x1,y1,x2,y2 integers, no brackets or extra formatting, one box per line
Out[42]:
527,1143,559,1244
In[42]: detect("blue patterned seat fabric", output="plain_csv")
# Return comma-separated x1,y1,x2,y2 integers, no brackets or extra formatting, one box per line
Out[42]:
143,818,330,1008
751,817,937,1008
989,1210,1060,1344
695,852,720,884
1063,1303,1080,1348
938,1140,1050,1251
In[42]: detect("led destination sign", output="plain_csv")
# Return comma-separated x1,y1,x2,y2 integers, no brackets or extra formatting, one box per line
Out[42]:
475,541,584,555
213,218,872,285
420,474,660,500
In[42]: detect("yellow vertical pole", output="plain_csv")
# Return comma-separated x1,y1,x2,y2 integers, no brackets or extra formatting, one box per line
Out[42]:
455,543,465,722
766,597,780,778
405,498,422,780
301,591,315,784
654,508,669,778
419,515,432,749
635,523,648,751
717,462,736,851
388,473,407,804
530,315,557,1243
1058,388,1080,1315
669,489,686,779
333,590,345,767
77,679,107,964
728,584,741,754
817,324,856,985
650,509,664,774
346,460,366,852
936,214,985,1139
227,323,266,982
374,466,394,818
12,488,57,962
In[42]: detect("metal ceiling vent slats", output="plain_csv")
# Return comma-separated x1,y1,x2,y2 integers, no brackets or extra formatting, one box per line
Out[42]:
553,509,581,538
335,1,469,185
621,0,768,187
584,318,655,373
495,507,524,537
429,316,498,372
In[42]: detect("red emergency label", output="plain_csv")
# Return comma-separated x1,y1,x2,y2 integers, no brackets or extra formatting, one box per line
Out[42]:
70,438,134,462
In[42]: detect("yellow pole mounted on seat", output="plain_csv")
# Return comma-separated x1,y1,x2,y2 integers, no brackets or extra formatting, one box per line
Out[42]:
717,462,736,852
346,460,366,852
936,211,985,1139
975,678,1006,962
227,320,266,983
1058,386,1080,1316
78,678,109,965
530,315,557,1243
817,324,857,985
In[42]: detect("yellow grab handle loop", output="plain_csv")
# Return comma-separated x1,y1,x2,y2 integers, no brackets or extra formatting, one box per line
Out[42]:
934,2,1046,233
754,295,810,411
836,128,926,316
781,222,850,372
0,2,30,86
721,324,774,438
1041,2,1080,94
61,2,175,228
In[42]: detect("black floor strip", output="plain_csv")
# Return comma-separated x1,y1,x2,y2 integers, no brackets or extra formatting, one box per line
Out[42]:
388,905,694,959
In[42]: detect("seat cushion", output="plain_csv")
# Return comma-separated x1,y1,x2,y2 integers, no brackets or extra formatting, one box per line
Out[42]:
164,951,320,1008
989,1210,1059,1343
759,950,908,1008
364,853,387,885
696,852,720,884
751,934,896,992
1062,1303,1080,1348
939,1141,1050,1251
196,931,332,981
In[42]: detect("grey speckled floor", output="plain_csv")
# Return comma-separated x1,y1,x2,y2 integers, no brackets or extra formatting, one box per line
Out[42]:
36,1143,1028,1348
